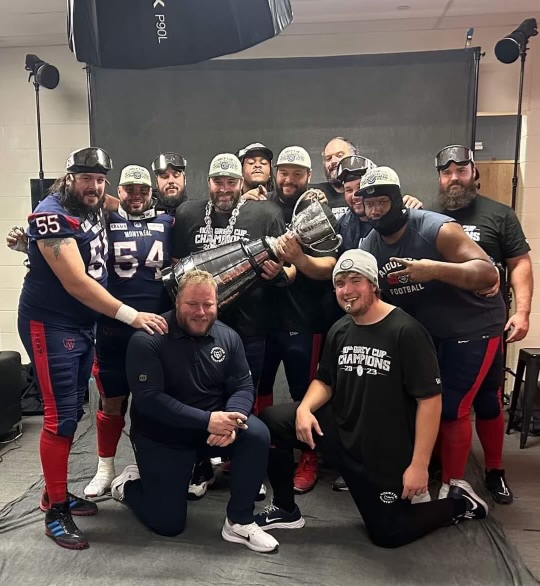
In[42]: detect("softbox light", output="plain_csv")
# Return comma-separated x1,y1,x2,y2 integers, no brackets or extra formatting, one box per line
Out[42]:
67,0,293,69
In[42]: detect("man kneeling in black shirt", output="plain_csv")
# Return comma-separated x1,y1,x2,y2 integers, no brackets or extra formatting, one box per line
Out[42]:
255,249,488,548
111,270,278,553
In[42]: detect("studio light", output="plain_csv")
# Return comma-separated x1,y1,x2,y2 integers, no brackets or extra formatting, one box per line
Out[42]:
25,54,60,89
494,18,538,64
24,55,60,208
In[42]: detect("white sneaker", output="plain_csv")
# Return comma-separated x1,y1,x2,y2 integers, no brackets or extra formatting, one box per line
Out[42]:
438,482,450,499
221,518,279,553
84,457,116,497
110,465,140,502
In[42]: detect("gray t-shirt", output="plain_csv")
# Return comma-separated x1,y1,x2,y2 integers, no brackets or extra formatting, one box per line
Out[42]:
360,209,506,341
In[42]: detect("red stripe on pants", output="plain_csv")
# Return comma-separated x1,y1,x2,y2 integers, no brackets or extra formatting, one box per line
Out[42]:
30,320,59,435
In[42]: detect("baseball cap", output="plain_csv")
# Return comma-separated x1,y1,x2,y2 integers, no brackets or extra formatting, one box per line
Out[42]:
359,166,401,198
119,165,152,187
276,146,312,169
332,249,379,288
66,147,112,175
208,153,243,179
237,142,274,162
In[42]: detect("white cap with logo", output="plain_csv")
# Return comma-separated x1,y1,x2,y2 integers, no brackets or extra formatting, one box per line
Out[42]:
332,249,379,288
119,165,152,187
276,146,312,169
208,153,243,179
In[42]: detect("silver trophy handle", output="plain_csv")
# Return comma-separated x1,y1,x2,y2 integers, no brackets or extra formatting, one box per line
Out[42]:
308,233,342,253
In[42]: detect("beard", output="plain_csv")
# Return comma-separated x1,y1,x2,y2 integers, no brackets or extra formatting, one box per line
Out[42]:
438,180,477,210
276,180,309,203
244,177,267,190
210,188,242,212
157,186,186,210
324,164,341,186
60,186,104,220
177,311,216,337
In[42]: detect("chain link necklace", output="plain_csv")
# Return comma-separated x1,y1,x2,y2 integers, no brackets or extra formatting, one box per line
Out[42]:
203,196,247,249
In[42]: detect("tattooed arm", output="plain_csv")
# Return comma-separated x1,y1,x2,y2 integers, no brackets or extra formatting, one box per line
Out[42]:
38,237,124,318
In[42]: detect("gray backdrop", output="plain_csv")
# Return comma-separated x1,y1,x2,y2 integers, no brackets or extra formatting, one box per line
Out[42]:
89,48,479,209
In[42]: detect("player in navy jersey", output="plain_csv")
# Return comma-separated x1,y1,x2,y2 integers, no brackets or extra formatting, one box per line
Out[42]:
15,148,167,550
85,165,175,498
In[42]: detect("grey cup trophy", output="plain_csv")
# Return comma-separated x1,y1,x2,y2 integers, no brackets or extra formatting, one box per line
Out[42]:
161,194,341,308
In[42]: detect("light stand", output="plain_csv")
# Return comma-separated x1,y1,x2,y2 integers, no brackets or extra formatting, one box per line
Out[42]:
24,55,60,208
494,19,537,399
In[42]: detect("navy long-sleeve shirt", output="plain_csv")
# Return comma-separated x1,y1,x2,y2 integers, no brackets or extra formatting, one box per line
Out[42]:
126,310,254,445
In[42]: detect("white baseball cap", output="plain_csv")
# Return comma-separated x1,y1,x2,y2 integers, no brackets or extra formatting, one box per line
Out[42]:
208,153,243,179
119,165,152,187
332,249,379,288
276,146,312,169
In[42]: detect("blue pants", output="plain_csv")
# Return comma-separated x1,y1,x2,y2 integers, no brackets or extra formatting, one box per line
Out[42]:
94,321,133,399
18,317,94,437
125,415,270,537
436,335,503,421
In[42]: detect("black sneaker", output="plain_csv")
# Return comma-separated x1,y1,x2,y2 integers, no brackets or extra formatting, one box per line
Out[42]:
188,458,215,500
45,502,89,550
40,490,98,517
448,479,488,520
332,475,349,491
485,469,513,505
254,503,305,532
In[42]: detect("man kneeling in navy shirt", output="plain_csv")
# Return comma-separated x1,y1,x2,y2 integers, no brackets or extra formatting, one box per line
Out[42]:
111,269,278,553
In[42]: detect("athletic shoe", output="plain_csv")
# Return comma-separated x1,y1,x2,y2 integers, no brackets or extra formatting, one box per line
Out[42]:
221,518,279,553
485,468,513,505
448,479,488,520
256,483,267,502
44,501,89,550
254,503,305,531
40,490,98,517
332,475,349,491
294,451,318,494
438,482,450,499
84,457,116,497
188,458,215,500
110,465,140,502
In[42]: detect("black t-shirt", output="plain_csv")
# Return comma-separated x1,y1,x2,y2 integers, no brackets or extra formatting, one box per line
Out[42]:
442,194,530,272
266,191,339,333
311,182,348,221
172,199,286,337
317,308,441,485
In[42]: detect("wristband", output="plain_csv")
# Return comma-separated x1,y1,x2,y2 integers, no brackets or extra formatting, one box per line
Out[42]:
114,304,138,325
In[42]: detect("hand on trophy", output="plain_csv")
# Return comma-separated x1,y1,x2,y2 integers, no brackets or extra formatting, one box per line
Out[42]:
303,188,328,206
275,232,305,265
261,259,284,281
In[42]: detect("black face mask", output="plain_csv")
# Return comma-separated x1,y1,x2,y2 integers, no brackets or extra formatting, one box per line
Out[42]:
363,187,409,236
368,204,409,236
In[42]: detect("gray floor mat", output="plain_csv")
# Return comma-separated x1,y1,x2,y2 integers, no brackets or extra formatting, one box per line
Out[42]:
0,416,538,586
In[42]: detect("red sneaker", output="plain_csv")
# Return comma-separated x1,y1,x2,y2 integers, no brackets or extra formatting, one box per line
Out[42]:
294,451,318,494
